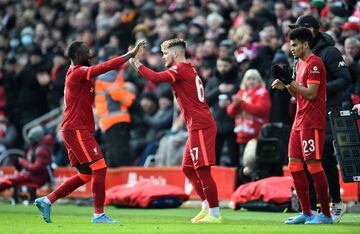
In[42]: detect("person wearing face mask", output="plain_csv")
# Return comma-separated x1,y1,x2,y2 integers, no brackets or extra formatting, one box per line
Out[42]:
227,69,271,183
20,27,34,47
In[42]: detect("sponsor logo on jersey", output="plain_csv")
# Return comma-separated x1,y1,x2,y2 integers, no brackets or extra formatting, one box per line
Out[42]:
310,65,320,74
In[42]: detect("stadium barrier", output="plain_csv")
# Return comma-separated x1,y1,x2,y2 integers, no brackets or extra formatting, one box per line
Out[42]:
1,166,358,201
0,166,237,200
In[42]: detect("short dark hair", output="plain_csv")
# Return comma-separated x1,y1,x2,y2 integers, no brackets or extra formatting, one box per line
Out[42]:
288,27,313,44
66,41,84,60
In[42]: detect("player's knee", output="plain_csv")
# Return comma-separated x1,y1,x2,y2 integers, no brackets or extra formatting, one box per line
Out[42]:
89,158,107,171
288,160,304,173
307,162,324,174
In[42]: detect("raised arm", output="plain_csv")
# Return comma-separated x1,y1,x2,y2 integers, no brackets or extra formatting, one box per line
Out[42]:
129,58,174,83
86,41,145,80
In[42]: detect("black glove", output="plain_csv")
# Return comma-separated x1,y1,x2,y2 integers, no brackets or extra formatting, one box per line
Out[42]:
271,64,293,85
11,156,22,171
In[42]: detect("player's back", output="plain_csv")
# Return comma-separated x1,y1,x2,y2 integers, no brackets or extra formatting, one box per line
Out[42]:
62,65,95,131
169,62,215,131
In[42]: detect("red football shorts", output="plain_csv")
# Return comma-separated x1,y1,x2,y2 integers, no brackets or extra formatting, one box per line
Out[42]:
62,129,103,166
288,128,325,161
182,126,216,169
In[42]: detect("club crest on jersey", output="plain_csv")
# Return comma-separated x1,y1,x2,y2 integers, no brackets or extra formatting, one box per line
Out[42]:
93,147,98,155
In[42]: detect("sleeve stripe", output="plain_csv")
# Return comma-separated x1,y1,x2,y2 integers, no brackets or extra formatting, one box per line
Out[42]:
166,71,176,83
86,67,92,81
308,80,320,84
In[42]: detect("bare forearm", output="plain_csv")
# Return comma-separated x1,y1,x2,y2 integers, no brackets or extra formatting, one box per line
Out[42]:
288,81,317,100
285,84,296,97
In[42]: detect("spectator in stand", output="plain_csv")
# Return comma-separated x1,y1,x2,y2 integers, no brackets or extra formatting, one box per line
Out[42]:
0,114,17,154
343,37,360,105
130,91,159,160
47,49,69,110
137,89,174,166
0,125,52,195
17,46,49,128
206,56,240,167
227,69,271,183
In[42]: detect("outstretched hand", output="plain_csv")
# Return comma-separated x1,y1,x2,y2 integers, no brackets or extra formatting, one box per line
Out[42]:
271,79,286,90
129,40,146,58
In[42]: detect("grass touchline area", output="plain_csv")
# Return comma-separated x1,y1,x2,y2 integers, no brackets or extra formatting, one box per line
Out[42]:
0,204,359,234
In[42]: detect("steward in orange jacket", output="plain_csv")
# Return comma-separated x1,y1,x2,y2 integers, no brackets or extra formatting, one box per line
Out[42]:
95,71,135,167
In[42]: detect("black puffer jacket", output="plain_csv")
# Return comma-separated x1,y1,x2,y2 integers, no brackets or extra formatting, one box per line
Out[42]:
205,67,240,134
311,32,351,109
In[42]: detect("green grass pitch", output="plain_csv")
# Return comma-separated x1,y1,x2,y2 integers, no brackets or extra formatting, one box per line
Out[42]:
0,204,359,234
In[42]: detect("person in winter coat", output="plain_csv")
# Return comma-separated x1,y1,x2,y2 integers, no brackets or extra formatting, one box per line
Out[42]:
227,69,271,173
0,125,52,193
205,57,240,167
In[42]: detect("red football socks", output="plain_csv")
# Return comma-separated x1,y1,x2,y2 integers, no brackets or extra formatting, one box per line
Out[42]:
196,166,219,208
47,174,86,203
182,166,206,201
291,170,312,216
310,171,331,217
91,167,107,214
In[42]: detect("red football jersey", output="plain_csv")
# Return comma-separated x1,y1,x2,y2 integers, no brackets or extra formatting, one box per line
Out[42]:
62,57,125,131
293,54,326,130
138,62,216,130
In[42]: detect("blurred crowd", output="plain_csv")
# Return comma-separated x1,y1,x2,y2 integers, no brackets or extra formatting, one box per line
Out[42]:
0,0,359,183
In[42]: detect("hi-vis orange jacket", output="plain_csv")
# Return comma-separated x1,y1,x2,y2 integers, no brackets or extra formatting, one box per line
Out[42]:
95,70,135,132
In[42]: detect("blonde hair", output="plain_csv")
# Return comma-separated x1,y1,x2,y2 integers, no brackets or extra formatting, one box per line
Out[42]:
161,38,186,53
240,69,265,90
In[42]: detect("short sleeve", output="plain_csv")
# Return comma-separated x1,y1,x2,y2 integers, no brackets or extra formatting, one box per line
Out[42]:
307,60,323,85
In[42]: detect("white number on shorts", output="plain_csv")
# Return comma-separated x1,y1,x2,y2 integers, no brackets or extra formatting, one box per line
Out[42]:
195,76,205,103
190,147,199,162
302,139,315,154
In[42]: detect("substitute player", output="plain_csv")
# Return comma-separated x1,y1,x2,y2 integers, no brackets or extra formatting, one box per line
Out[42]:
271,27,332,224
34,40,145,224
129,38,222,224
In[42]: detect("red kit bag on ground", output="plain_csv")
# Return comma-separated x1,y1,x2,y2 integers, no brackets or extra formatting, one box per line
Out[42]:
232,176,293,210
105,181,189,208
